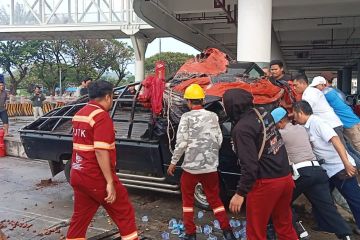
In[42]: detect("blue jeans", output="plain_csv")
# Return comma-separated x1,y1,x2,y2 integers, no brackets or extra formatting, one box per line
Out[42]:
330,175,360,228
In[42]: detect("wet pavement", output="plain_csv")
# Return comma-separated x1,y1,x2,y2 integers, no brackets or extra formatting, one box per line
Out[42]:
1,156,360,240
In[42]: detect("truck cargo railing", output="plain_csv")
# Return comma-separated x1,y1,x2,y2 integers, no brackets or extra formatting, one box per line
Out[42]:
20,82,152,141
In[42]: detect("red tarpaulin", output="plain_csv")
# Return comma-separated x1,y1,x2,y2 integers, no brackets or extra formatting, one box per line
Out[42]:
174,48,228,78
206,79,284,104
172,77,211,93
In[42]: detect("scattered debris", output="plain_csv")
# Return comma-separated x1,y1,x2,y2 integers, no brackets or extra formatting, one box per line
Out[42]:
35,179,61,189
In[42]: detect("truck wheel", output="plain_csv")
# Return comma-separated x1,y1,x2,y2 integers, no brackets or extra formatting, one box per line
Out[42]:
64,160,71,183
194,183,211,210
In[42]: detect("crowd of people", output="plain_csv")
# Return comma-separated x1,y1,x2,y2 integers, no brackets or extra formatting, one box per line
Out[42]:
1,61,359,240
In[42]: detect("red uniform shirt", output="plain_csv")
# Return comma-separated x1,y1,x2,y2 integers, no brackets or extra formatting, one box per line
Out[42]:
71,101,116,181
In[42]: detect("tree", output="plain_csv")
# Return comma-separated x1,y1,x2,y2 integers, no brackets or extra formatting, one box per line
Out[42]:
30,40,71,95
145,52,193,79
64,39,133,84
108,40,134,87
0,40,41,94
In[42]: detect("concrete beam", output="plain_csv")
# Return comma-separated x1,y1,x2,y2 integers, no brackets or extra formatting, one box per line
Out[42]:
273,2,360,19
273,18,360,32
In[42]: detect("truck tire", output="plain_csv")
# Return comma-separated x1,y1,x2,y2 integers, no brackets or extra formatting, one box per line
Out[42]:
194,183,211,210
64,160,71,183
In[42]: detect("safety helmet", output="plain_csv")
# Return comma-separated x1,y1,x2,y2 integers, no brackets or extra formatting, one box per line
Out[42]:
183,84,205,99
271,107,287,124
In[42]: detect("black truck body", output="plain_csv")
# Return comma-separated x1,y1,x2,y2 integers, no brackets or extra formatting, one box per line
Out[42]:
19,63,265,208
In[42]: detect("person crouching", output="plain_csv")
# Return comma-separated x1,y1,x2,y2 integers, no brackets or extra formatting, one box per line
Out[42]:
167,84,235,240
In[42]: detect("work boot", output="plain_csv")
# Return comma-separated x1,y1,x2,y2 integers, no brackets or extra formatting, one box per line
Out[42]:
223,230,236,240
183,233,196,240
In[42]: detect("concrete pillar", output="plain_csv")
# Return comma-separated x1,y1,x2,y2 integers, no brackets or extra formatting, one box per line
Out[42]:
237,0,272,64
130,35,148,82
271,29,284,63
357,60,360,94
342,67,352,95
337,70,343,90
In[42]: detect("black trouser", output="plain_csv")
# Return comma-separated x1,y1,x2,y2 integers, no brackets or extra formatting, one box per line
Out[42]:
292,166,352,237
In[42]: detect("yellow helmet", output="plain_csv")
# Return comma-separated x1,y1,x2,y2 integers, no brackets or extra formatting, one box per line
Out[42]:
183,84,205,99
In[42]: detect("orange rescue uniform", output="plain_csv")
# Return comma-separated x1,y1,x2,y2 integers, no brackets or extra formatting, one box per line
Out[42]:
66,101,138,240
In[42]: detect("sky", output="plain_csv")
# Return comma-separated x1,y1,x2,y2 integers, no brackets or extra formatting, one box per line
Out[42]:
120,37,200,75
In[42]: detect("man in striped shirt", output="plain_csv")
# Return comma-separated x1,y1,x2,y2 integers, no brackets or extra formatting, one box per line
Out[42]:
66,80,138,240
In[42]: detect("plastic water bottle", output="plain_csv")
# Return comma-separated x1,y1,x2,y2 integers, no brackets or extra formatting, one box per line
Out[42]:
239,227,246,238
168,218,177,229
178,221,185,231
203,225,213,235
213,220,221,230
197,210,204,219
241,220,246,228
207,234,217,240
229,219,237,228
234,230,240,239
171,228,180,235
161,231,170,240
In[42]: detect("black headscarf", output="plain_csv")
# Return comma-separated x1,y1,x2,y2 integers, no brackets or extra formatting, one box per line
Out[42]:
223,89,254,124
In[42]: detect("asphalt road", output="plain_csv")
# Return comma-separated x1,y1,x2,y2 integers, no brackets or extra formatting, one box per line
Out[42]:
0,157,359,240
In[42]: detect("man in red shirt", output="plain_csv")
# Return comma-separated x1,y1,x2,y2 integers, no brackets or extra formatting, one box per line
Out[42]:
66,80,139,240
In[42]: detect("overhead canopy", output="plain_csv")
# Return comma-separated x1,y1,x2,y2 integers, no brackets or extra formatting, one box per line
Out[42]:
134,0,360,72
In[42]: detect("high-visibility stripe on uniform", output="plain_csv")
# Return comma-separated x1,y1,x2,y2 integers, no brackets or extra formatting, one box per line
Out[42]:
94,141,115,150
73,143,94,151
213,206,225,214
122,231,138,240
72,108,104,127
182,207,194,213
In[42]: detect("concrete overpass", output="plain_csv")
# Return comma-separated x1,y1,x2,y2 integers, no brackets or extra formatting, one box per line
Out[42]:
134,0,360,94
0,0,170,82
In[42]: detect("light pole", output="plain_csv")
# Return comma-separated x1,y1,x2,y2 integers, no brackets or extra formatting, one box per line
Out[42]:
59,68,62,95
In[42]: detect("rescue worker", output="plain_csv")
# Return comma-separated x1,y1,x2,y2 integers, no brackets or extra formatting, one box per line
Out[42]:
66,80,139,240
293,100,360,236
167,84,236,240
271,107,352,240
222,89,298,240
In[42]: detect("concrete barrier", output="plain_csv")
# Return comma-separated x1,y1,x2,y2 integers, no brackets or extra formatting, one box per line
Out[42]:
5,102,66,117
4,137,28,159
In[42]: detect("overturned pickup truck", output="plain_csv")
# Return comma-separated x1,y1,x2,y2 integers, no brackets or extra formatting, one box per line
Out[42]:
19,49,288,208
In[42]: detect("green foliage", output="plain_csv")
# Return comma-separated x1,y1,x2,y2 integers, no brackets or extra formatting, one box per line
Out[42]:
0,39,134,95
0,40,41,94
145,52,194,79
